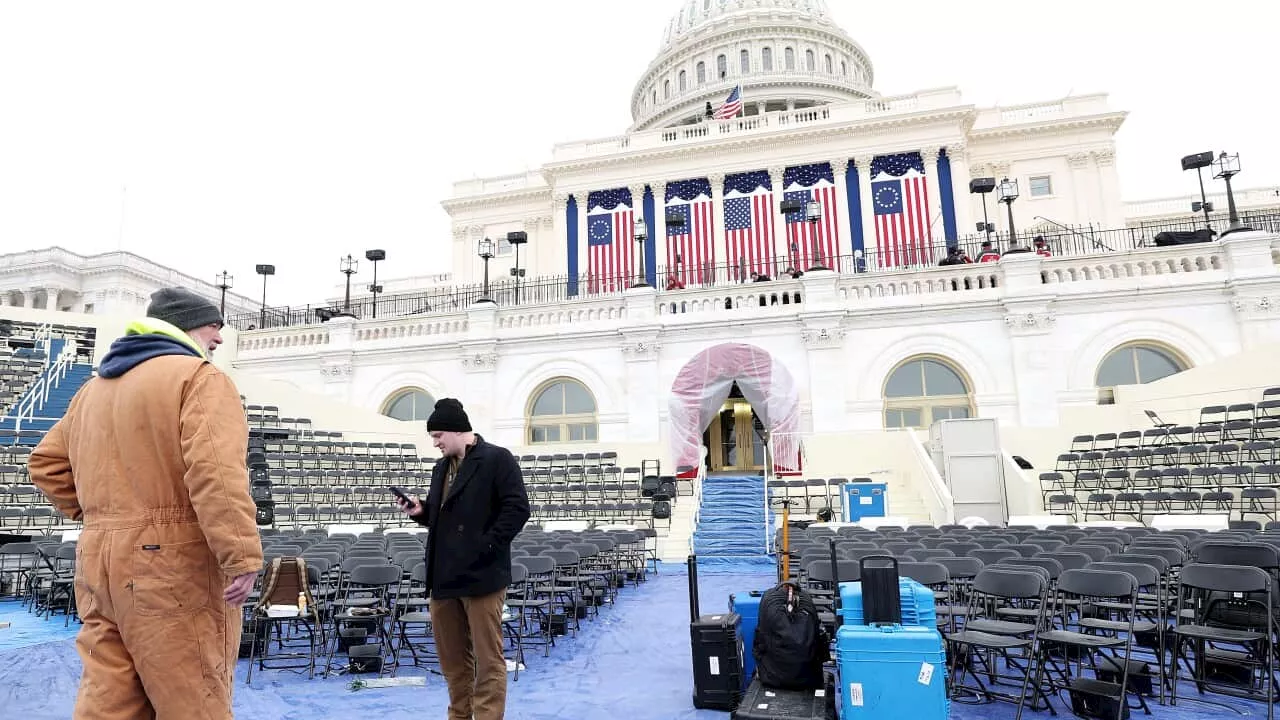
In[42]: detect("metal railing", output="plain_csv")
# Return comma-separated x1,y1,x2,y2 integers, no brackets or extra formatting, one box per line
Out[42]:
8,349,74,434
226,211,1280,332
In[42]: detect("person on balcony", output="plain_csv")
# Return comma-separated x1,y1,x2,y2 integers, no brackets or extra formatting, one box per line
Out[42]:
1034,236,1052,257
976,241,1001,262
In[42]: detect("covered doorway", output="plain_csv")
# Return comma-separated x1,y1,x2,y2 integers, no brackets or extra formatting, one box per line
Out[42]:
668,342,802,477
703,383,767,473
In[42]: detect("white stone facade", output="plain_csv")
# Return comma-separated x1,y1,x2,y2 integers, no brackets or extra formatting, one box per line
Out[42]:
227,232,1280,469
0,246,259,319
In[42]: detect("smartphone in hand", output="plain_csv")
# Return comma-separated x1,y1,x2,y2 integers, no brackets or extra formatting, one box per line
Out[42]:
389,486,412,504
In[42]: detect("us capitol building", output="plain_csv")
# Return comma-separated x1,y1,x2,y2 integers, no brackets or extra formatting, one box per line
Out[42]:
3,0,1279,501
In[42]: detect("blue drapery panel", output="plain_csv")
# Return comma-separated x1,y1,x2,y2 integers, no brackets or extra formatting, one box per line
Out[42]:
566,194,579,297
938,149,958,245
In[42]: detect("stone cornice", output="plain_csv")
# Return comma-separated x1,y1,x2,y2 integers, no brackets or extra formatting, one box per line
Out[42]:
440,186,553,213
543,107,975,178
967,112,1127,141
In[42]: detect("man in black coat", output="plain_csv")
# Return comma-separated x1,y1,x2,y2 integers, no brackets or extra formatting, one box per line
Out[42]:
397,398,530,720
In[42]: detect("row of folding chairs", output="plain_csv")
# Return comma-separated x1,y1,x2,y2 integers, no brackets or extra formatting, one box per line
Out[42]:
1046,488,1279,523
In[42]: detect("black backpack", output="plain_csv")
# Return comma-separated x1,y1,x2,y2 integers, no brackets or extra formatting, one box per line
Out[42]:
753,582,828,690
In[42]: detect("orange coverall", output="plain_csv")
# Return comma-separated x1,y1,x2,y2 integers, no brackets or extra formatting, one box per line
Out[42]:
29,349,263,719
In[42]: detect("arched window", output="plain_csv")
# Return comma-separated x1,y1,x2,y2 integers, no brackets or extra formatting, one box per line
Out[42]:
679,69,687,92
1095,343,1188,403
381,387,436,422
784,47,795,69
716,53,727,78
883,356,973,429
527,378,598,444
740,49,750,73
841,60,848,76
696,61,706,84
805,49,815,71
762,47,773,71
664,79,670,99
824,53,833,73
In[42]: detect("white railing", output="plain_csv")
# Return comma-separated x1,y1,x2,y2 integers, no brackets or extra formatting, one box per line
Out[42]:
32,323,52,370
907,430,955,526
10,350,74,434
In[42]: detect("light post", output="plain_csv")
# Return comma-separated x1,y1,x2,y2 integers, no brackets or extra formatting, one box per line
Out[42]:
633,218,650,288
998,177,1020,245
477,237,495,303
1180,151,1216,233
1212,152,1250,236
507,231,527,304
969,177,997,246
254,264,275,329
805,200,827,271
339,254,358,314
215,270,233,317
364,249,385,318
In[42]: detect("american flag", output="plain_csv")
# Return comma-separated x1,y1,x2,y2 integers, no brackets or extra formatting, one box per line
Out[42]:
723,171,777,280
713,85,742,120
665,179,715,287
586,188,635,293
871,153,932,268
783,163,841,272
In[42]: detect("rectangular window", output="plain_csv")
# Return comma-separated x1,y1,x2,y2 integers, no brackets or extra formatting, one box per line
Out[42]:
497,236,513,256
531,425,561,443
1029,175,1053,197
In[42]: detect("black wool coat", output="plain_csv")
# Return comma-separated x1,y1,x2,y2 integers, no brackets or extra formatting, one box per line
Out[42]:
413,435,530,599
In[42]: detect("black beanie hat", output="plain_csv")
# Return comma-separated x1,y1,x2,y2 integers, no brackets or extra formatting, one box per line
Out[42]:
147,288,223,331
427,398,472,433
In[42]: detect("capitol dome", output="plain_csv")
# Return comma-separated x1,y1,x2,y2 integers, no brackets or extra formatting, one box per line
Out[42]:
630,0,876,131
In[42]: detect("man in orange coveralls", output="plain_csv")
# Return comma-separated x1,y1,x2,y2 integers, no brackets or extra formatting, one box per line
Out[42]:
29,287,264,720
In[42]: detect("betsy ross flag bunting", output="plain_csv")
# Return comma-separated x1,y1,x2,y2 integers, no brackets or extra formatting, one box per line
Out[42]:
665,179,715,287
723,170,777,280
871,153,932,268
782,163,841,271
586,188,635,293
713,86,742,120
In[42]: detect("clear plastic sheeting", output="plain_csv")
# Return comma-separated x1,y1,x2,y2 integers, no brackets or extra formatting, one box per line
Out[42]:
668,343,802,472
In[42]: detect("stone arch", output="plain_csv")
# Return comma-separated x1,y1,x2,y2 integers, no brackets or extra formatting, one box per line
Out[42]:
858,332,998,401
507,358,616,423
367,371,446,417
668,342,802,475
1068,319,1216,390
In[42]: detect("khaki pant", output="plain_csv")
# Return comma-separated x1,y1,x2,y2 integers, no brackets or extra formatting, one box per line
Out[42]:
429,588,509,720
73,522,241,720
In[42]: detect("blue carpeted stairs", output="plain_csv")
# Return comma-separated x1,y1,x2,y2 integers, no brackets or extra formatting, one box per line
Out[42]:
692,474,769,560
0,340,94,440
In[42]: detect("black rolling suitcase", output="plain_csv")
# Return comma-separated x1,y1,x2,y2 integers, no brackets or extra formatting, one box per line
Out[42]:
689,554,745,710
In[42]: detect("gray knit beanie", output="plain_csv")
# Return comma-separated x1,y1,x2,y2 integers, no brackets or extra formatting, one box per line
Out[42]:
147,288,223,331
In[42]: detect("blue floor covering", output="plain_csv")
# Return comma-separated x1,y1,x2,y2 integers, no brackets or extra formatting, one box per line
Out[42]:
0,562,1270,719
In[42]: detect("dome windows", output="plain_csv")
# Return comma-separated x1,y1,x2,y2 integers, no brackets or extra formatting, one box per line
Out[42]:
740,49,750,74
696,61,706,85
805,49,815,71
762,47,773,71
716,53,727,79
784,47,795,70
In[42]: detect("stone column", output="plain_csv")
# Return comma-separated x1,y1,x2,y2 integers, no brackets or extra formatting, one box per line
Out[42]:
551,192,569,283
946,144,973,241
1092,148,1122,227
920,147,943,247
855,155,876,264
1066,153,1092,224
707,172,725,282
768,166,786,273
45,288,60,310
653,181,668,271
829,157,852,266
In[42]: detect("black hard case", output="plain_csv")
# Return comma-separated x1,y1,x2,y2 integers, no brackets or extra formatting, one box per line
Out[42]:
689,554,745,710
732,675,832,719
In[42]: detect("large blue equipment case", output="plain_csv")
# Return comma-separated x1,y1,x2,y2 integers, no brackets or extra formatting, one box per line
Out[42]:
728,590,764,690
834,624,948,720
838,578,937,628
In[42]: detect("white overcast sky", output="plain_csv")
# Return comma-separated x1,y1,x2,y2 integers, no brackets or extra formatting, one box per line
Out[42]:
1,0,1276,306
